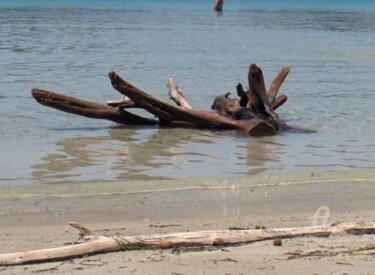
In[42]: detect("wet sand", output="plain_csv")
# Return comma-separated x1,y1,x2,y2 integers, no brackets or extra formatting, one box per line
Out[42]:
0,173,374,274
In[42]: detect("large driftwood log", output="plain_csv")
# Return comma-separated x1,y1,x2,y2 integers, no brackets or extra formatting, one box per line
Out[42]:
31,64,291,136
0,222,374,266
108,70,278,135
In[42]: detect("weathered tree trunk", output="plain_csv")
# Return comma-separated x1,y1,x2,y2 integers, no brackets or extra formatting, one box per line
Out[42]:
0,222,373,266
108,71,277,135
31,89,157,125
31,64,291,136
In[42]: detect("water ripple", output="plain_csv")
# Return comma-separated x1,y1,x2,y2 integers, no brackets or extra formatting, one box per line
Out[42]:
0,2,374,185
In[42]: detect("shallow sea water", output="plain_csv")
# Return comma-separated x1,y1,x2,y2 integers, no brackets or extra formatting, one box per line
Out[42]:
0,0,374,187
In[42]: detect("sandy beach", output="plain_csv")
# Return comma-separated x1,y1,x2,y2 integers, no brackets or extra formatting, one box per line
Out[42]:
1,0,375,274
0,173,374,274
0,211,374,274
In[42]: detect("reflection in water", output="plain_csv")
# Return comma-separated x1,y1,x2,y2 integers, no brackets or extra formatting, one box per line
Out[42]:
32,127,283,183
108,127,215,180
244,137,281,175
32,136,110,181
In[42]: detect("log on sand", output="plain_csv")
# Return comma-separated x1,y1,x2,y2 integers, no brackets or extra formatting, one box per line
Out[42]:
0,222,374,266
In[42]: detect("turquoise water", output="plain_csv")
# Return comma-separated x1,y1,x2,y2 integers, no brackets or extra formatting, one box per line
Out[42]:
0,0,374,185
1,0,375,11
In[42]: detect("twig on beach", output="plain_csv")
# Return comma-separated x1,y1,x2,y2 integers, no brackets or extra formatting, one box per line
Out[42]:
149,224,181,228
0,222,374,266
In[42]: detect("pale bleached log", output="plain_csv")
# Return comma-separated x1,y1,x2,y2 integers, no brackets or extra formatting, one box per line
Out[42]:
107,95,136,108
0,222,374,266
167,77,192,109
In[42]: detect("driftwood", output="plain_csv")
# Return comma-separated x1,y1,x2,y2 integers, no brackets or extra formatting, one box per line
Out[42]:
32,89,158,125
167,76,192,110
267,66,290,105
31,64,291,136
0,222,374,266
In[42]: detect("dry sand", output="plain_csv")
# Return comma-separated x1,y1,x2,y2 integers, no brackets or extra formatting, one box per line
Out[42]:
0,175,374,274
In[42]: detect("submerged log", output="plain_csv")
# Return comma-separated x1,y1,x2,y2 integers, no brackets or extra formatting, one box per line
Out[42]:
31,64,291,136
0,221,373,266
32,89,157,125
108,71,277,135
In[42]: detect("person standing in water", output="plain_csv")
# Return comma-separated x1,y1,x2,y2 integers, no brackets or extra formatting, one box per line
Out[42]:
214,0,224,12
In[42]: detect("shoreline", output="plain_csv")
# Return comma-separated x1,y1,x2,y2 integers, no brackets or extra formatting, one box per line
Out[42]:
1,170,374,227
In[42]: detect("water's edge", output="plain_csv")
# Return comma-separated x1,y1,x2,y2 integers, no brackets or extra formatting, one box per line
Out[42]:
1,169,373,226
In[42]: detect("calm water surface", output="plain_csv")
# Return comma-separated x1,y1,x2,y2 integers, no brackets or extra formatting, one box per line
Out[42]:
0,0,374,186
